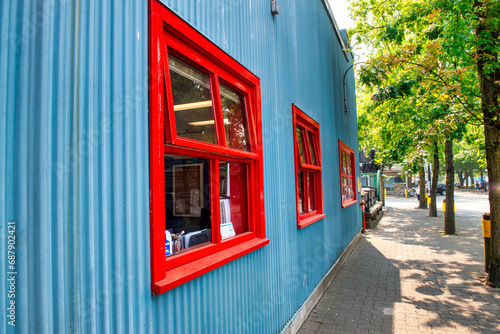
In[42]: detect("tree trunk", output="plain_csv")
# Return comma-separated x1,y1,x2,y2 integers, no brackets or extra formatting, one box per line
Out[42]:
475,0,500,287
444,139,455,234
469,165,474,187
458,170,464,187
485,124,500,287
465,171,469,188
419,164,427,209
480,168,484,182
429,141,439,217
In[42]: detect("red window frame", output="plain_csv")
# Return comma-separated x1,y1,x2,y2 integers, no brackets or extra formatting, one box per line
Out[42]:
292,104,325,228
339,140,358,208
149,0,268,294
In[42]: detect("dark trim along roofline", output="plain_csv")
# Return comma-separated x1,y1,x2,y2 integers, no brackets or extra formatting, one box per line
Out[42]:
321,0,352,62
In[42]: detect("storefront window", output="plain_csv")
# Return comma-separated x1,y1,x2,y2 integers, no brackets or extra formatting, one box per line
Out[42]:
339,140,357,207
149,1,268,294
292,104,325,229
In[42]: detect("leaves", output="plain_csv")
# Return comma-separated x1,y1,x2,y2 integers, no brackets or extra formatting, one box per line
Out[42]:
350,0,492,173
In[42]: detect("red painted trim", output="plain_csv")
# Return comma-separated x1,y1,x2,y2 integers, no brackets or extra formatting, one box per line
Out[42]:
152,238,269,294
163,144,254,163
149,6,167,284
171,137,258,159
149,0,267,293
165,232,256,270
297,213,327,229
299,163,322,171
292,104,324,228
341,199,358,208
338,139,358,208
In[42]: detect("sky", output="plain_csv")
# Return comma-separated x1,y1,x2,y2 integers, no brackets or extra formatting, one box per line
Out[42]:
327,0,369,62
327,0,355,30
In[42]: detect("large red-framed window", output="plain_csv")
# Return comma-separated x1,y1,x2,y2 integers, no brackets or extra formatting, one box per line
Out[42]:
339,140,357,208
292,105,325,228
149,0,268,294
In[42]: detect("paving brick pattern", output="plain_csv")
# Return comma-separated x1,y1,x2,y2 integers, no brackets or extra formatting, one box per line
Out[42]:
298,191,500,334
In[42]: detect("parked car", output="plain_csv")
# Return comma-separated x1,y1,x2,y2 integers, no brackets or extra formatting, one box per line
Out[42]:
437,183,446,195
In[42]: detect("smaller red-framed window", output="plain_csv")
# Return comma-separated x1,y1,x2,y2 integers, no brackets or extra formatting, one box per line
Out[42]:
339,140,357,208
292,105,325,229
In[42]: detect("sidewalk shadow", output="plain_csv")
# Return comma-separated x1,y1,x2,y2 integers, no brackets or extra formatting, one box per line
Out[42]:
366,210,384,230
369,203,500,332
397,258,500,332
299,238,400,333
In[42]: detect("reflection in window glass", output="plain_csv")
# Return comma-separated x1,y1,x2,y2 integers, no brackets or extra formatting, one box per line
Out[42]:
298,170,305,214
346,154,351,175
219,161,248,239
164,154,211,257
308,132,317,166
308,173,316,211
168,55,217,144
220,83,250,151
345,153,349,174
347,178,352,199
296,128,306,163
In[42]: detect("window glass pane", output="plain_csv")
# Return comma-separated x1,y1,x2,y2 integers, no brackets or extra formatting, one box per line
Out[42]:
168,55,217,144
307,132,317,166
348,178,353,199
308,173,316,211
220,83,250,151
296,127,306,164
164,154,211,257
298,170,305,214
346,153,351,175
219,161,248,239
342,152,346,174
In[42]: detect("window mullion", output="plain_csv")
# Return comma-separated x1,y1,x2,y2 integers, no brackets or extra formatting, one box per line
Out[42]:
303,169,310,213
212,158,221,244
246,163,255,232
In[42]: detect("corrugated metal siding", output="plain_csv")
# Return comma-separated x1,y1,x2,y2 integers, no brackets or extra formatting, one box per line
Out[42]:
0,0,360,333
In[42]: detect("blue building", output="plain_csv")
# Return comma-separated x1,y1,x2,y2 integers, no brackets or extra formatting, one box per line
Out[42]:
1,0,361,333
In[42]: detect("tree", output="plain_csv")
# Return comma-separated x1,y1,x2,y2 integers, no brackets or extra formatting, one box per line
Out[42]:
474,0,500,287
444,139,455,234
350,0,500,286
352,0,470,221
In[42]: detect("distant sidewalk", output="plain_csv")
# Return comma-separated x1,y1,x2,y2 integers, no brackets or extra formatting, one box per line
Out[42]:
298,193,500,334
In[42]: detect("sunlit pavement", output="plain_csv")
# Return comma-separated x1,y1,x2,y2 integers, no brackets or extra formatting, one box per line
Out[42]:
298,189,500,334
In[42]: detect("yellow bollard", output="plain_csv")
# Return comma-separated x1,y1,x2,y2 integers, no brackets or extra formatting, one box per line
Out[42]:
483,213,491,272
482,215,491,238
384,188,386,199
405,189,407,198
442,202,455,212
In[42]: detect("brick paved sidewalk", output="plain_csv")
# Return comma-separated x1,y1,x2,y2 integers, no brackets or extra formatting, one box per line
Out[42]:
298,192,500,334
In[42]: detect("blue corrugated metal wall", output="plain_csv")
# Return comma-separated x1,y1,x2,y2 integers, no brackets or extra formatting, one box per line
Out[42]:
0,0,360,333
